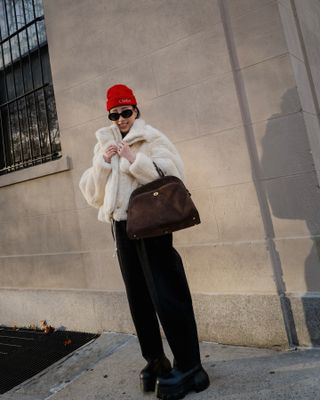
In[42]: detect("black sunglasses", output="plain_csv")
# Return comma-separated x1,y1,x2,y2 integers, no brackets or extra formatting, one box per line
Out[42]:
108,109,133,121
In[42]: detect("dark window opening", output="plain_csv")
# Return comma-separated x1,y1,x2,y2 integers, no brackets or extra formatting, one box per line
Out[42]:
0,0,61,176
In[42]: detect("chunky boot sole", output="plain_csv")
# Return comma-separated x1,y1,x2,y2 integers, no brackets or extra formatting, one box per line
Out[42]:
140,376,157,392
155,369,210,400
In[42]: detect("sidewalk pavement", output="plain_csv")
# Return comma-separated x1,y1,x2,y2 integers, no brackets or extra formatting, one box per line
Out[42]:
1,332,320,400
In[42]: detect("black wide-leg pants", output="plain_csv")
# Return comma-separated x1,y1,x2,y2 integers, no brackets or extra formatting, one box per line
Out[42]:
114,220,201,371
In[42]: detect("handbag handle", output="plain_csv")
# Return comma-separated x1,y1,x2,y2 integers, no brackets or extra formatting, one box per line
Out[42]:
153,161,165,178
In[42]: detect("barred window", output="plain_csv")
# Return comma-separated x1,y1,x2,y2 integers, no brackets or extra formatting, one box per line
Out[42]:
0,0,61,176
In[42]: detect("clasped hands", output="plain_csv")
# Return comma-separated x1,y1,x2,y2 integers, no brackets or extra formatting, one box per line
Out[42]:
103,141,136,164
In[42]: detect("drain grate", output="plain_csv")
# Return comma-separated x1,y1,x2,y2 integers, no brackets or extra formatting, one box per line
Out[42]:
0,326,99,394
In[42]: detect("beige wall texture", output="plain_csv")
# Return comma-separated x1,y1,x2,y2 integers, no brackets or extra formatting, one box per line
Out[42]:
1,0,320,348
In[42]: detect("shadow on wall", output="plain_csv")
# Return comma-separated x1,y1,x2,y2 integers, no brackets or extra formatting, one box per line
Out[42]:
260,87,320,346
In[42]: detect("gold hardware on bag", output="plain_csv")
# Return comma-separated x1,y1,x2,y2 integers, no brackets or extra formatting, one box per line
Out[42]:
153,192,159,196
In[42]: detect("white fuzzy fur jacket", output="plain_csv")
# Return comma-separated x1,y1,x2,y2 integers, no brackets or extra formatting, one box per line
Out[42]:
79,119,185,223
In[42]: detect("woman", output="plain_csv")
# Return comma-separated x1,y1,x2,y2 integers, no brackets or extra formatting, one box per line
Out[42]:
79,84,209,400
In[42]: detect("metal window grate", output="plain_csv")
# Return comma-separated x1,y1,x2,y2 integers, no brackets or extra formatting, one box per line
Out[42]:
0,327,99,394
0,0,61,176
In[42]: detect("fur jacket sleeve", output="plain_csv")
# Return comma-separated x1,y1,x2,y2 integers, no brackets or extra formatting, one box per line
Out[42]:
79,137,112,209
128,127,184,185
78,119,184,223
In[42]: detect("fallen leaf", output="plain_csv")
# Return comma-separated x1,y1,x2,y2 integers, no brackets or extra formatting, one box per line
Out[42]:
64,338,72,346
40,320,55,334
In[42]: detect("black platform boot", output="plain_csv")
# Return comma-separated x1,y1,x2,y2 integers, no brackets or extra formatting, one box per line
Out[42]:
140,354,172,392
155,363,210,400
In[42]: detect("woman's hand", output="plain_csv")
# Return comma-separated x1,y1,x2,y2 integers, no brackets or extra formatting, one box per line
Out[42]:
103,144,118,163
117,141,136,164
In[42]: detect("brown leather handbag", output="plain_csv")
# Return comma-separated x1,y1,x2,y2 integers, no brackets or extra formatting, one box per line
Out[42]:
126,163,200,239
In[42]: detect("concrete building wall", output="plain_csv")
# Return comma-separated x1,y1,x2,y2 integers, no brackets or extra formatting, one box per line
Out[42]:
1,0,320,348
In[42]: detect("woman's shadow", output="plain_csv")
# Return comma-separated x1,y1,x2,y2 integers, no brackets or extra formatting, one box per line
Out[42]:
261,87,320,346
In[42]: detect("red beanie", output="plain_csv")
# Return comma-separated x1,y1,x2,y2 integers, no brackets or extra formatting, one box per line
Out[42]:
106,84,137,111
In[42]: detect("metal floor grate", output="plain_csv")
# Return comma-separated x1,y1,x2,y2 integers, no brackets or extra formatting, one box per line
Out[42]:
0,326,99,394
